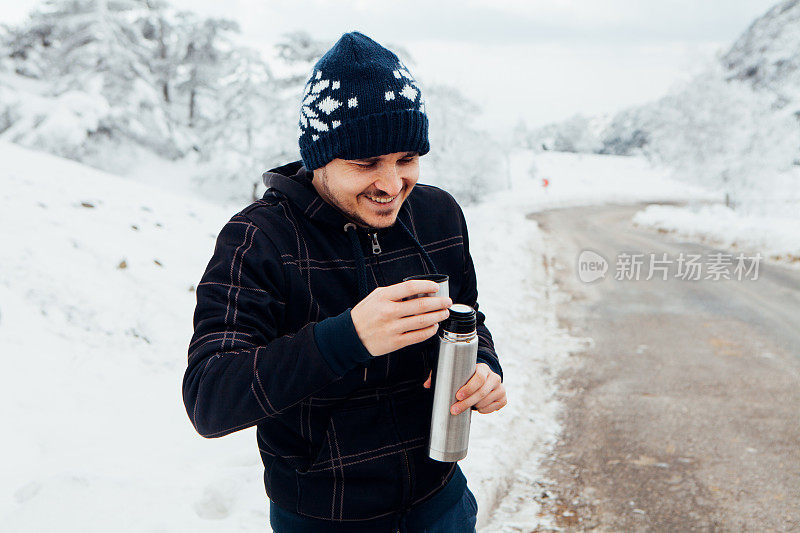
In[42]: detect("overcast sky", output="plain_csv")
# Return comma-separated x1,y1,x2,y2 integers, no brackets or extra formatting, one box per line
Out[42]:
2,0,780,137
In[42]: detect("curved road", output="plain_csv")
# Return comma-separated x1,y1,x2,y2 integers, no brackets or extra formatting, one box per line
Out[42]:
527,202,800,532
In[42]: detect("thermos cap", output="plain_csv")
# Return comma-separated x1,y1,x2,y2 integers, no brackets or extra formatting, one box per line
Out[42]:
441,303,476,334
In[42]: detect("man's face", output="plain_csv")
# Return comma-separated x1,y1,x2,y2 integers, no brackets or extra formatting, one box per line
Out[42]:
311,151,420,230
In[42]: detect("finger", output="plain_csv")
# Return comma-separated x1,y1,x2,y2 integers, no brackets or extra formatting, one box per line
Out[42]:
396,308,450,334
451,376,495,415
423,370,432,388
395,322,439,348
384,280,440,301
454,368,489,402
475,397,508,414
473,388,505,410
455,364,495,401
396,295,452,317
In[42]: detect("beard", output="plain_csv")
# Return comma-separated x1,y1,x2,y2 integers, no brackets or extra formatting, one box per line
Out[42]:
316,167,396,230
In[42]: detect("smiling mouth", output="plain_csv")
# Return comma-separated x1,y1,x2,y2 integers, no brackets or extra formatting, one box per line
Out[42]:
364,194,398,206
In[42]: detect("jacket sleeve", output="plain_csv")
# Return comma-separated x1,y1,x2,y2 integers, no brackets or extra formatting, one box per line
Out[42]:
182,214,372,438
452,202,503,383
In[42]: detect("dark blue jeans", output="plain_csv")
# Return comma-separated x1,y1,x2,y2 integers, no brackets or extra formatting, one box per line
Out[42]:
421,486,478,533
269,486,478,532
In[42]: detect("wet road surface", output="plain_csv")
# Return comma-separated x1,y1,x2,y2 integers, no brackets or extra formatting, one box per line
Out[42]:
528,202,800,532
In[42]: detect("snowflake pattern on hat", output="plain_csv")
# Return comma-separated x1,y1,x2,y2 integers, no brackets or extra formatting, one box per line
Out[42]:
298,62,426,142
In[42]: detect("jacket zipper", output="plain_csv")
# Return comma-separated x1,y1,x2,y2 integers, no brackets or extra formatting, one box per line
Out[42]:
369,231,381,254
364,231,382,382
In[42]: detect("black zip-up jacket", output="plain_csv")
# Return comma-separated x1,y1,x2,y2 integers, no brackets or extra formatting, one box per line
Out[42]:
182,161,502,527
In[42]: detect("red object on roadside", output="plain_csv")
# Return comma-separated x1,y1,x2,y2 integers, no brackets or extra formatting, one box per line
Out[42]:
542,178,549,188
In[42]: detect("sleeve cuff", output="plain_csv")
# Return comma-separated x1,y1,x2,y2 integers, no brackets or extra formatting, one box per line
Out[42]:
313,308,373,376
477,351,503,383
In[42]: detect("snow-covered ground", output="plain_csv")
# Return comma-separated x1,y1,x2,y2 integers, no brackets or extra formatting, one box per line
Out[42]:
503,150,800,271
496,149,720,212
632,200,800,269
0,141,728,531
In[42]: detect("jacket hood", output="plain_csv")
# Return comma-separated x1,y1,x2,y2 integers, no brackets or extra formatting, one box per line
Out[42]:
262,160,353,229
261,160,439,301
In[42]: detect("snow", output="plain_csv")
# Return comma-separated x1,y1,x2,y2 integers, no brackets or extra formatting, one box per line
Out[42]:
1,2,797,528
0,74,110,160
632,201,800,269
490,149,720,212
0,140,265,531
524,1,800,228
0,138,759,531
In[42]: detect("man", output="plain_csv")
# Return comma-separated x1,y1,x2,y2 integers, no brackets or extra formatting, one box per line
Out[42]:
183,31,506,532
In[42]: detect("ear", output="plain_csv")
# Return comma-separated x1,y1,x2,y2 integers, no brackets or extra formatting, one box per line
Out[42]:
313,165,329,181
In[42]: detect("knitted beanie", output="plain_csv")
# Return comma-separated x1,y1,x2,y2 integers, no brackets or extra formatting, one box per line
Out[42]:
297,31,430,171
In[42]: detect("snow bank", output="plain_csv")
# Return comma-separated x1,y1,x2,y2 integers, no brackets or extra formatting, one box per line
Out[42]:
0,140,268,531
490,149,720,212
632,203,800,268
459,196,589,532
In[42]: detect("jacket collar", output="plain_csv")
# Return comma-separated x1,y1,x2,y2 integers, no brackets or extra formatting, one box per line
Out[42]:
262,160,439,300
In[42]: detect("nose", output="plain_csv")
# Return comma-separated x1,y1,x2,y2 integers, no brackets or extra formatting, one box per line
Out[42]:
373,166,403,197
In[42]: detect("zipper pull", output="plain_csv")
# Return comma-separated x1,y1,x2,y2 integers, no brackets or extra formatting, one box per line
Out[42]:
369,232,381,254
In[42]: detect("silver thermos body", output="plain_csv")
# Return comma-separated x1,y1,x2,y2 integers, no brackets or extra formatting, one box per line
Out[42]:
428,303,478,462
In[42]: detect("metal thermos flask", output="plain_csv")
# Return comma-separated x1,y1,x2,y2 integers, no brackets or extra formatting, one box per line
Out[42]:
428,303,478,462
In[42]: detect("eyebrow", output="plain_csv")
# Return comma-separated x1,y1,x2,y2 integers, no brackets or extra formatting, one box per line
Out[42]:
352,152,418,163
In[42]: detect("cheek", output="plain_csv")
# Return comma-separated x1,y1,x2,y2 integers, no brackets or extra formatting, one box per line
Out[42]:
405,165,420,181
336,176,369,199
404,175,419,190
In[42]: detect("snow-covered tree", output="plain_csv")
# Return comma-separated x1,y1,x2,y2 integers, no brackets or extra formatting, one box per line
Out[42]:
422,82,507,205
597,105,655,156
272,30,330,90
645,61,800,213
137,0,182,106
173,12,239,129
189,45,294,204
0,3,509,207
511,118,531,150
0,0,284,188
0,0,186,160
527,113,607,154
0,5,55,78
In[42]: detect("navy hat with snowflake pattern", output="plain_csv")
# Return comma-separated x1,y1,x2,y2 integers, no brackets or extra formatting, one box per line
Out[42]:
297,31,430,171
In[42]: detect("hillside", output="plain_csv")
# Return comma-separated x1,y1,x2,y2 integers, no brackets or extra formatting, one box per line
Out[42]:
722,0,800,99
0,140,271,531
525,0,800,214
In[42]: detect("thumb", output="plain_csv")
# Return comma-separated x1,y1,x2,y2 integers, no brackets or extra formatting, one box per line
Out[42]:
423,370,432,388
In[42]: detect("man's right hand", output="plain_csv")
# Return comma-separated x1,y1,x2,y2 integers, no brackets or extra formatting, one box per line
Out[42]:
350,280,452,357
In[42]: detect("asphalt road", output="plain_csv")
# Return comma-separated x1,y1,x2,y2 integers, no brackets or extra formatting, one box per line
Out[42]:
527,202,800,532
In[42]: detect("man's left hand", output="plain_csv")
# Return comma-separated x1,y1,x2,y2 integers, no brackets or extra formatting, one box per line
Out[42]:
423,363,507,415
